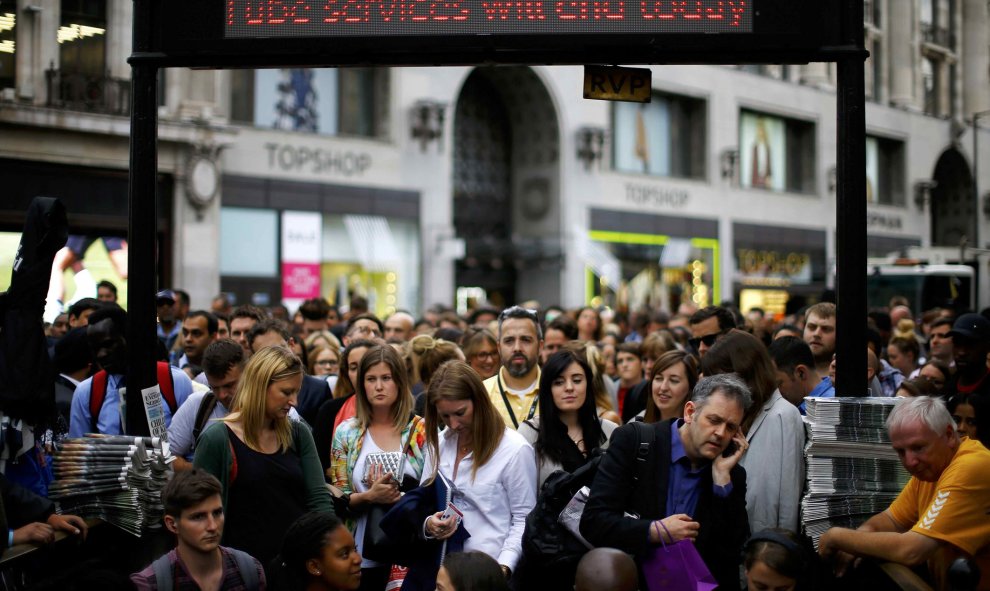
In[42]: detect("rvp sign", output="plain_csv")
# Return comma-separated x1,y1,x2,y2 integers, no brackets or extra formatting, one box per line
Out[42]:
583,66,652,103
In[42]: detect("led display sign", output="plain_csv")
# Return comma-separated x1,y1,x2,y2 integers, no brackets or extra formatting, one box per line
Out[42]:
147,0,842,68
225,0,754,37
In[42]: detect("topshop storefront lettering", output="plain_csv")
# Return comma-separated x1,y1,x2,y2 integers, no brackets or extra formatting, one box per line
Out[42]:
265,143,372,177
625,184,689,209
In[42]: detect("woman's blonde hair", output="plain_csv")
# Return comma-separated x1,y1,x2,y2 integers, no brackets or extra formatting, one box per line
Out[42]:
304,329,342,352
225,345,302,452
355,344,415,432
410,335,464,389
425,361,504,481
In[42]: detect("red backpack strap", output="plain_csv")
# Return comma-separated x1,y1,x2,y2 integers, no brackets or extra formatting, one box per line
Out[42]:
89,370,109,433
228,438,237,484
156,362,177,414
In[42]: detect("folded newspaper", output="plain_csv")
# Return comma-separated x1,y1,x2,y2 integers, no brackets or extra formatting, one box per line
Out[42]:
49,435,174,536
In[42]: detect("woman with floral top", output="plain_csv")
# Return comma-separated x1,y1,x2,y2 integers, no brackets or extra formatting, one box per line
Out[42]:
330,344,427,591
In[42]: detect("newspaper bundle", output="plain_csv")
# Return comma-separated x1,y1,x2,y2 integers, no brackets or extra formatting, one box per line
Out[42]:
801,397,909,547
48,434,173,536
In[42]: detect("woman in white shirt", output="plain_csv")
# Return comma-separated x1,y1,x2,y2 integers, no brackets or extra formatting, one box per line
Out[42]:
421,361,537,581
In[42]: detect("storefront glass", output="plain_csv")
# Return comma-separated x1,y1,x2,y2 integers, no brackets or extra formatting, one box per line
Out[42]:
584,230,719,313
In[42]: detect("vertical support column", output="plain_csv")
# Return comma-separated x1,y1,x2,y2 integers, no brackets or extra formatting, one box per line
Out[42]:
125,0,158,436
835,0,868,397
887,0,914,108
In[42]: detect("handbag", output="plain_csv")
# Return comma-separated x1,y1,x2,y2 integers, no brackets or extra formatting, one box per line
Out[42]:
362,421,420,563
641,521,718,591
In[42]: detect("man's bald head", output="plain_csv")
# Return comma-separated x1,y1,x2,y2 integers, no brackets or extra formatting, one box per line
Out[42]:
575,548,639,591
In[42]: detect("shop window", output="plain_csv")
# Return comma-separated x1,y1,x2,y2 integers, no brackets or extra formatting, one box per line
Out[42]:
584,232,719,312
612,92,706,180
866,136,906,206
739,110,816,195
230,68,389,139
220,207,279,277
0,1,14,90
59,0,106,77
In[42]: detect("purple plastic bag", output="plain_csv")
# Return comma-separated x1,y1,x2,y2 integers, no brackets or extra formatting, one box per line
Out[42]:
641,539,719,591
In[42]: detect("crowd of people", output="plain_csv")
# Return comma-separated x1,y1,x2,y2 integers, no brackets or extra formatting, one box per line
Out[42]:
7,283,990,590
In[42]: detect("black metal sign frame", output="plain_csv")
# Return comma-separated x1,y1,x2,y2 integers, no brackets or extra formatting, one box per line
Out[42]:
125,0,867,435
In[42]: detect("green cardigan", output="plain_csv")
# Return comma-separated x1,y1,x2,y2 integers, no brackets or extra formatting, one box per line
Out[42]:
192,419,333,514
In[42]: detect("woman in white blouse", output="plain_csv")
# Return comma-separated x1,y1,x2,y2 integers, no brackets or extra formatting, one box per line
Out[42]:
421,361,537,581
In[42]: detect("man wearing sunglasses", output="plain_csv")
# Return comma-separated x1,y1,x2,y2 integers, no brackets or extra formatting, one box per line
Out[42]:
688,306,736,359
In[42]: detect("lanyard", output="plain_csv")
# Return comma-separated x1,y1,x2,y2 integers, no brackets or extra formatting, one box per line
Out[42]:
497,373,538,429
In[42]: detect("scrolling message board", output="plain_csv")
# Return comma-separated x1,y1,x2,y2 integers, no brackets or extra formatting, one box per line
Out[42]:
149,0,841,68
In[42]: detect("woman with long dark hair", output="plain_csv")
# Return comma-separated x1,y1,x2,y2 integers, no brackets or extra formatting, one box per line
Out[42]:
518,350,617,489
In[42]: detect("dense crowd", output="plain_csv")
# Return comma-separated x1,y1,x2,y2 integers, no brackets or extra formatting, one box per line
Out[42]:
4,284,990,591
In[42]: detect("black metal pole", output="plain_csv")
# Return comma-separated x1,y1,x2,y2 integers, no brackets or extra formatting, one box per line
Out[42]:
835,0,867,397
125,0,158,436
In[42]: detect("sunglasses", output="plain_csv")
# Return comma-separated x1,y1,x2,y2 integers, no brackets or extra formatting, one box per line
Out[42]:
689,332,722,351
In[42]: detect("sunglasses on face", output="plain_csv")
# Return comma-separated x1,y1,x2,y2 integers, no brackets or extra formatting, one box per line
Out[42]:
688,333,722,351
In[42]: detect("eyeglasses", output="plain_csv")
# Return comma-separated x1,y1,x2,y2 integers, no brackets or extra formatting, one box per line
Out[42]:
688,332,723,351
316,359,340,368
472,351,498,361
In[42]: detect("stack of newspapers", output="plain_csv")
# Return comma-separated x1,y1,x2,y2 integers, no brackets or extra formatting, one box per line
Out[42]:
801,397,910,546
48,435,173,536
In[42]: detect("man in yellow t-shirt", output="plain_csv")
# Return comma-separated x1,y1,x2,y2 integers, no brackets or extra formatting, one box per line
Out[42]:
818,396,990,591
483,306,543,430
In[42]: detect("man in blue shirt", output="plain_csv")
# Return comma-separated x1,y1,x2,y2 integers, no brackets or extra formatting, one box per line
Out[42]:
69,306,194,437
581,374,752,591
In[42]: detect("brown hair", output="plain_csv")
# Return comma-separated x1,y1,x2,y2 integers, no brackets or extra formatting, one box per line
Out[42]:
425,361,504,481
355,345,415,432
410,335,464,389
700,329,777,433
644,350,700,423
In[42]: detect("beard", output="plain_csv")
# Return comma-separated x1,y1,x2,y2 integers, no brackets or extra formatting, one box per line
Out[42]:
506,355,535,378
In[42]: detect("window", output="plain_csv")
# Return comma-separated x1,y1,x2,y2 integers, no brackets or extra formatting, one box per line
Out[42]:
230,68,389,139
59,0,106,77
612,92,706,180
866,136,906,206
739,110,816,194
922,57,938,115
0,1,14,90
220,208,279,277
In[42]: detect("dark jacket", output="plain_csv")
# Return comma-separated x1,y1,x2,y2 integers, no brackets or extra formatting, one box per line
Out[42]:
296,374,331,427
1,472,56,550
620,379,649,424
580,420,749,591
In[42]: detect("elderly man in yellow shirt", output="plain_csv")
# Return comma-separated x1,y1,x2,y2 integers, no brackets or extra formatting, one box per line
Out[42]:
483,306,544,430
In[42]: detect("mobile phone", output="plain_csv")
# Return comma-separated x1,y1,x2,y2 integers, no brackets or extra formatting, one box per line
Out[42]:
721,440,738,458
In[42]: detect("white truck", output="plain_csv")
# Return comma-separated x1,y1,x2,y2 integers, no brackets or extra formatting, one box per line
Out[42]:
867,246,989,313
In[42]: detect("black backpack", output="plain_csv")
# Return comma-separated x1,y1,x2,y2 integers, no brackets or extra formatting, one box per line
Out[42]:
516,422,652,591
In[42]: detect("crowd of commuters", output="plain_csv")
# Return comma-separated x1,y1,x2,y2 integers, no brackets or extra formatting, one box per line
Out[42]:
10,283,990,590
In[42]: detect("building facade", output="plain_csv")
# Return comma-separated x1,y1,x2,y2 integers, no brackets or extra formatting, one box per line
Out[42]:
1,0,987,318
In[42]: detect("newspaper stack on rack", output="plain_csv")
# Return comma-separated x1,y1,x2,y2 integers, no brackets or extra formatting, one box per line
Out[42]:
801,397,910,547
48,434,174,536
